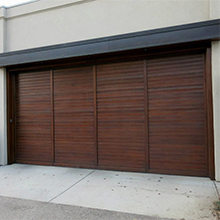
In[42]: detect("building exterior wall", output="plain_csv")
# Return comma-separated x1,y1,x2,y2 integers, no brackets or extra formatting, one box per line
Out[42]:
0,0,219,179
0,7,6,52
0,7,7,166
6,0,209,52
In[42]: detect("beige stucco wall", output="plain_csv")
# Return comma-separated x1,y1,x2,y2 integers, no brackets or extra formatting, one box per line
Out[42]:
0,7,6,52
0,7,7,166
210,0,220,19
5,0,210,52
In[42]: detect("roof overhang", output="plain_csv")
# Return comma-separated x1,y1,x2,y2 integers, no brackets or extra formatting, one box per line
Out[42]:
0,19,219,67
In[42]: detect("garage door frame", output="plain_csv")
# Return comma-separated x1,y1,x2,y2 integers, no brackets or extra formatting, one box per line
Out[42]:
6,43,215,179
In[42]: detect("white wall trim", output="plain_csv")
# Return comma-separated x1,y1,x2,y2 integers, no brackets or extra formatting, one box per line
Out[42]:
212,41,220,181
0,68,7,165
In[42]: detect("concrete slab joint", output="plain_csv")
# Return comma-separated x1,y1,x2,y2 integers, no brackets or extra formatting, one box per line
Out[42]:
0,164,218,220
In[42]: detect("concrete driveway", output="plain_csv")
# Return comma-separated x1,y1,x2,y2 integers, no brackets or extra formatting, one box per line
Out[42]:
0,164,219,220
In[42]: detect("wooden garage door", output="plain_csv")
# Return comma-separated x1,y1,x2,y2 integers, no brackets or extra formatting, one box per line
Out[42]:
53,67,95,167
97,61,146,171
15,71,52,164
147,53,207,176
14,52,208,176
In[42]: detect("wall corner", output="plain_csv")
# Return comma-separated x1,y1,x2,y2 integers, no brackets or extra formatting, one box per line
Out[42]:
0,7,7,53
0,68,7,165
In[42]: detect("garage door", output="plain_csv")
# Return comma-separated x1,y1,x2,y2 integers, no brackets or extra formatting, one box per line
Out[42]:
14,52,208,176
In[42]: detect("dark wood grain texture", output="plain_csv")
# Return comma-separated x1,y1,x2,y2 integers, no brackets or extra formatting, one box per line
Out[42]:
147,53,208,176
50,70,55,164
143,60,149,172
93,65,98,167
15,71,52,164
97,61,145,171
53,67,95,167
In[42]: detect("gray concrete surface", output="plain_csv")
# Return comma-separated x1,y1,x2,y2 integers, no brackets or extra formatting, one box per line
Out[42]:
0,164,218,220
215,181,220,200
0,196,173,220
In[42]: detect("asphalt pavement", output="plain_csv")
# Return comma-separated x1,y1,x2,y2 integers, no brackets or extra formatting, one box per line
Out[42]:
0,196,174,220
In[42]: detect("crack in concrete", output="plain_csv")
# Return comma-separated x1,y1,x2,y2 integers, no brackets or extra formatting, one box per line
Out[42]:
48,170,95,203
213,181,220,200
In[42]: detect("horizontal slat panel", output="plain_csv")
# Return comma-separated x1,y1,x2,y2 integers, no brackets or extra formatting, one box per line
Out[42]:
16,71,52,163
148,53,207,176
54,66,95,166
97,61,145,170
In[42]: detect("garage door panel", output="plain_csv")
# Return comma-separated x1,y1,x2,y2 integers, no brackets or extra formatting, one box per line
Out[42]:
16,97,51,104
147,65,204,77
55,144,94,151
15,71,52,164
54,95,93,101
147,54,203,67
150,163,207,173
98,90,143,99
16,91,50,97
97,62,143,71
148,73,203,89
97,79,143,87
55,133,94,139
98,102,144,111
150,126,205,135
150,135,205,146
149,109,205,123
98,112,144,122
55,116,94,123
147,56,204,89
55,147,95,165
150,160,207,170
97,61,146,170
99,147,145,167
98,146,145,155
98,127,144,142
54,66,95,166
149,90,205,110
147,64,203,73
150,144,206,169
16,83,50,90
54,106,93,113
148,54,207,176
54,87,93,95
